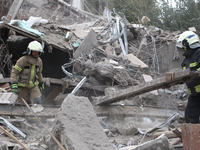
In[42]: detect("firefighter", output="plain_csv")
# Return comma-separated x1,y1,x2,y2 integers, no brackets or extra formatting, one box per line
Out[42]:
10,40,45,104
177,31,200,123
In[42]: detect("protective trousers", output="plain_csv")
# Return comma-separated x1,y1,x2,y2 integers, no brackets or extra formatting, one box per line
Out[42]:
185,95,200,123
17,86,41,104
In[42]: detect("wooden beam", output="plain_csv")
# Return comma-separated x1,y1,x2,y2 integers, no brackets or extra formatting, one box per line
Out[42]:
2,23,69,52
92,69,199,105
172,128,182,139
0,104,59,117
43,85,62,105
0,78,10,84
5,0,24,22
21,98,67,150
0,126,29,150
1,77,106,92
0,0,5,18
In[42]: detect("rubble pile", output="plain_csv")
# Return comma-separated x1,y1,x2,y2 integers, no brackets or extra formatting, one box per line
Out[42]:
59,10,185,108
0,0,195,150
62,12,183,87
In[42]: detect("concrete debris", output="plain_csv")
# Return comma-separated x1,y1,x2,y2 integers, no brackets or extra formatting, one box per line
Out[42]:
0,93,17,104
0,142,8,150
92,69,198,105
0,0,194,149
153,130,178,139
118,121,139,135
48,94,114,150
31,104,44,113
138,113,179,135
119,134,175,150
0,117,26,138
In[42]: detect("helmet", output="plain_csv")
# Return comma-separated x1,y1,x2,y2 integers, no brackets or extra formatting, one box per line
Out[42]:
177,31,200,49
23,41,43,55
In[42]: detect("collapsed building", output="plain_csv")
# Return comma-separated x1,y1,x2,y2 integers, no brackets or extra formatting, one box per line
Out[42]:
0,0,198,150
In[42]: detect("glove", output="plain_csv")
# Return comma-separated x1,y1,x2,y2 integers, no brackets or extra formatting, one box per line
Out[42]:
11,81,19,94
39,82,45,94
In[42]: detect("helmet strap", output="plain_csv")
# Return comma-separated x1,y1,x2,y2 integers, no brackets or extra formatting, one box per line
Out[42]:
27,48,31,55
182,39,189,47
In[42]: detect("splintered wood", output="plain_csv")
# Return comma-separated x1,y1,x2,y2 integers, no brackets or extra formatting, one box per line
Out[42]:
92,69,198,105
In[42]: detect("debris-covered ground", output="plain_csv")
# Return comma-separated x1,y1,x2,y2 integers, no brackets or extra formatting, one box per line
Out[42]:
0,0,194,149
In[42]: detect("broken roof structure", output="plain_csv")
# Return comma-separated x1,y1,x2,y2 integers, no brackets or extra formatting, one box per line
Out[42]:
0,0,197,149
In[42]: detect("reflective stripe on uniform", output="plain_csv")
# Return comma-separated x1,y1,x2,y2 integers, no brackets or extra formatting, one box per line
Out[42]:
18,81,39,88
28,65,35,88
18,65,39,88
188,88,191,95
197,68,200,71
39,67,43,72
12,84,18,88
14,65,22,72
18,83,27,87
189,62,198,67
195,85,200,93
182,66,186,70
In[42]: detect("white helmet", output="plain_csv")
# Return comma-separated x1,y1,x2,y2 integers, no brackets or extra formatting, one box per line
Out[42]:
177,31,200,49
23,41,43,55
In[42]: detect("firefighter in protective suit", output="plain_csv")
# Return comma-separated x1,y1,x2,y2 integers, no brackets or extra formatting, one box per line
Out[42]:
177,31,200,123
10,40,45,104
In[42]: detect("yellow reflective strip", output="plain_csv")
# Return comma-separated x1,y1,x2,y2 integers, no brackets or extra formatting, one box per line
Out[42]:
182,67,186,70
189,62,198,67
34,81,39,86
195,85,200,93
197,68,200,71
14,65,22,72
188,88,191,95
39,67,43,72
18,83,28,87
28,65,35,88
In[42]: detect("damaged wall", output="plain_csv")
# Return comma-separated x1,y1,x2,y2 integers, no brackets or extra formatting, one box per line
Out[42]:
157,42,184,73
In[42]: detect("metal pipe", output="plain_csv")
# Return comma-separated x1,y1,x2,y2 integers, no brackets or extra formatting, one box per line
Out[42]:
71,76,87,95
120,22,128,55
61,60,75,78
116,17,127,55
0,117,26,138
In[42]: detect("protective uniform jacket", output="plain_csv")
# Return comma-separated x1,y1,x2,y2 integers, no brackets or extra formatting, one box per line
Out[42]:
11,55,43,89
182,48,200,95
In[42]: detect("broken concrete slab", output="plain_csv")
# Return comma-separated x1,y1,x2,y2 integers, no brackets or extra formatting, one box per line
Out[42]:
48,94,114,150
142,74,158,95
73,29,97,59
119,134,174,150
0,93,17,104
123,53,148,68
105,45,116,55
